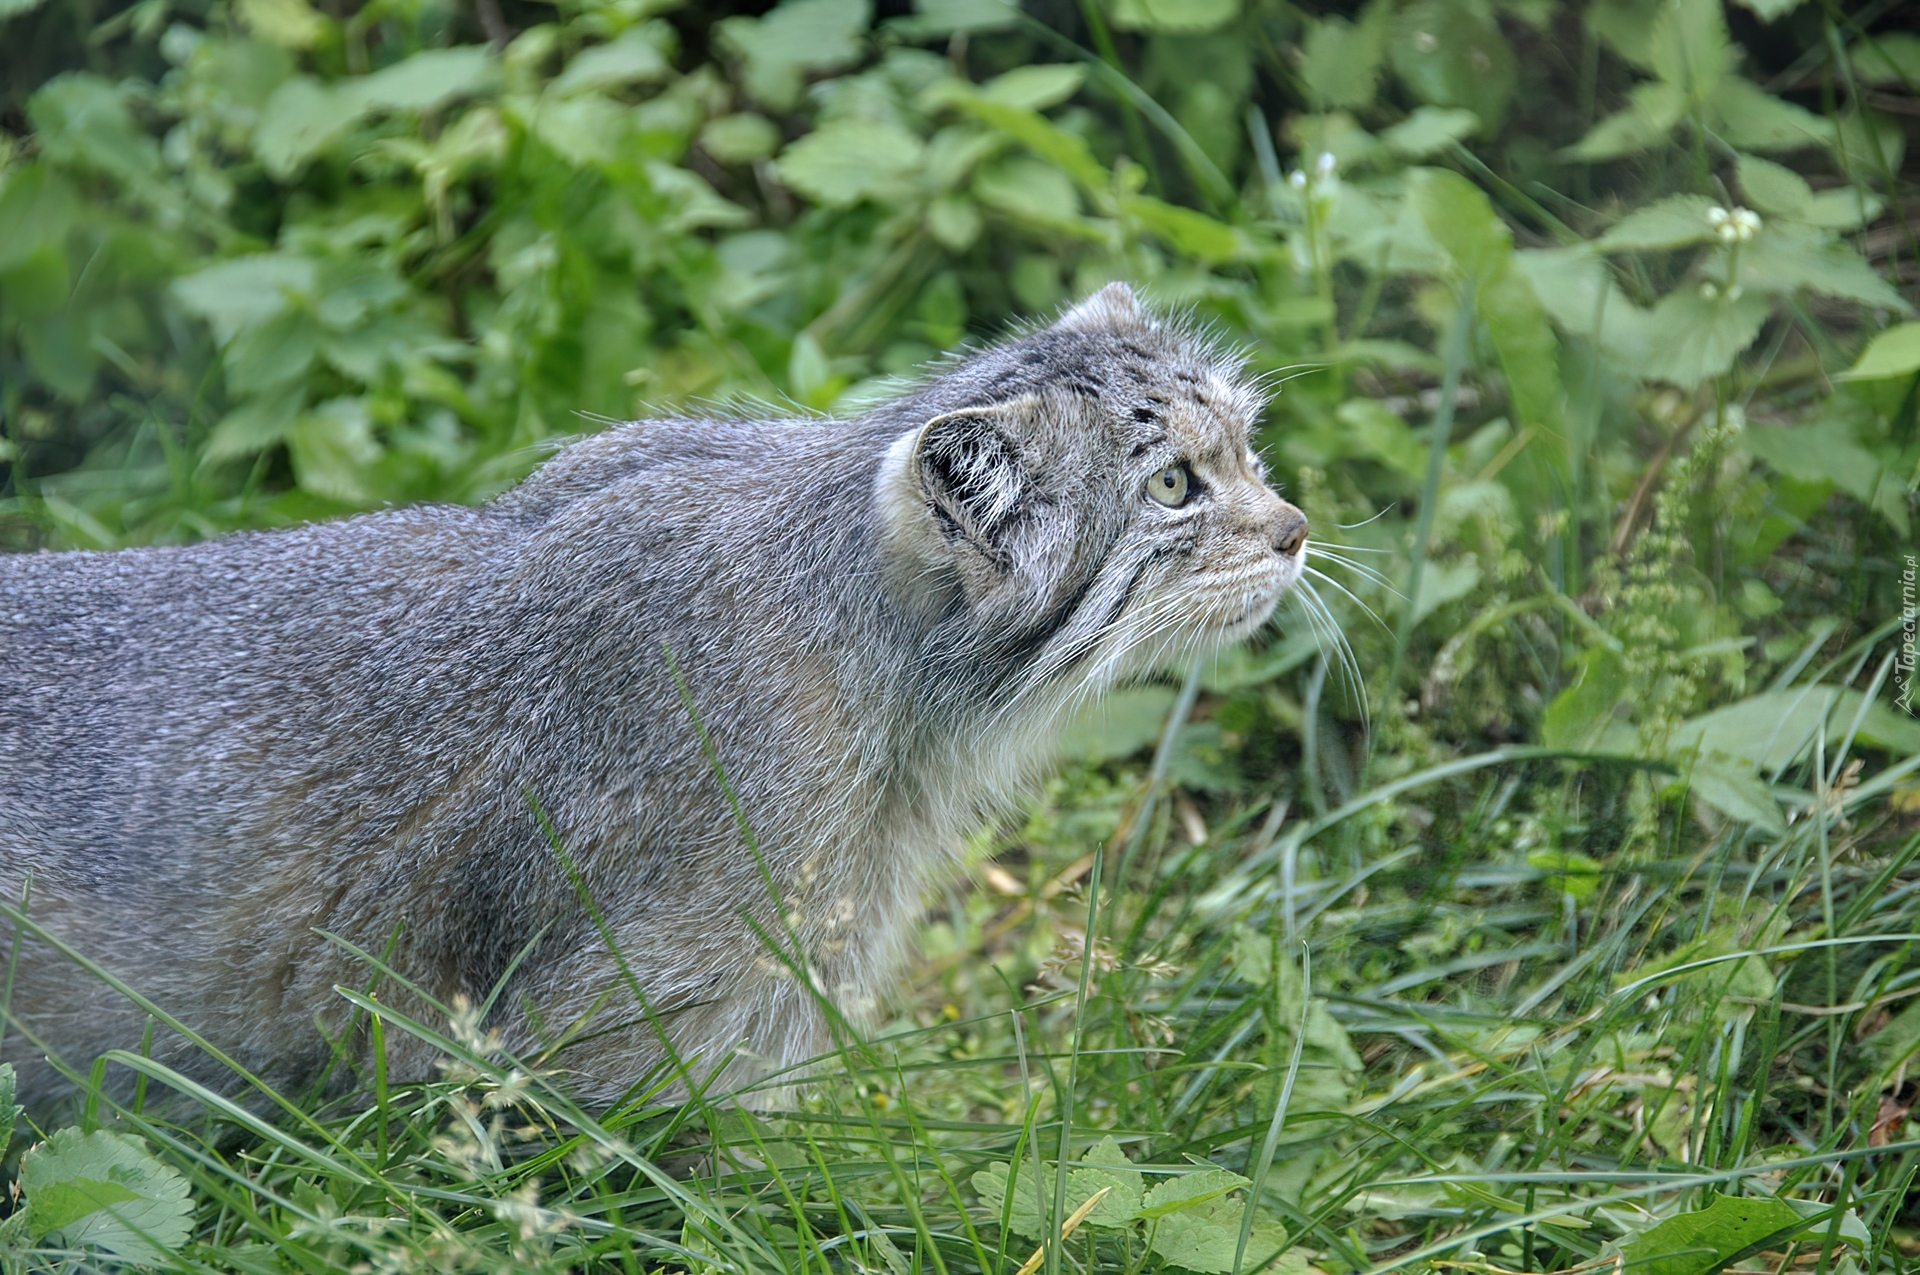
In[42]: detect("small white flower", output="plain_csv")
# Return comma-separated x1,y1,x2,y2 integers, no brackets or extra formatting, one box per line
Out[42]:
1700,281,1720,300
1706,205,1730,227
1314,150,1336,179
1289,169,1307,190
1731,208,1762,240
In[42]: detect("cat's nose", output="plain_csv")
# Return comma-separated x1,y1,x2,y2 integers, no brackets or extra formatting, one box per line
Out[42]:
1270,502,1307,557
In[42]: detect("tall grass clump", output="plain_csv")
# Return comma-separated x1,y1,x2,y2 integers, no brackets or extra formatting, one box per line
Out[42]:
2,0,1917,1270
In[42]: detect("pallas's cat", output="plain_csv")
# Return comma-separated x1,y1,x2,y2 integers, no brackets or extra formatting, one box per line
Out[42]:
0,284,1307,1111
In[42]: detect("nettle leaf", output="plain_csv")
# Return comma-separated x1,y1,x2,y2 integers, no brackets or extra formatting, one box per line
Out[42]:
20,1128,194,1266
354,46,496,113
1407,166,1510,282
979,64,1085,111
1733,154,1809,219
225,308,320,395
551,24,672,97
1381,106,1478,158
1387,0,1517,131
1122,196,1242,263
1853,33,1920,87
1564,81,1684,160
971,1143,1144,1240
1709,77,1824,153
1622,1196,1827,1275
28,73,167,192
1738,225,1912,312
0,164,76,274
1647,0,1730,104
1106,0,1238,35
172,253,318,344
702,113,781,164
1138,1169,1250,1220
1151,1196,1289,1274
1511,247,1653,366
950,96,1109,197
1743,420,1882,503
718,0,871,111
1300,12,1387,112
1639,286,1770,389
1838,323,1920,382
777,119,926,207
254,76,360,178
1594,193,1720,251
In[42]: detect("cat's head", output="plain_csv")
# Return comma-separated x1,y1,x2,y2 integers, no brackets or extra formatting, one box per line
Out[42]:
878,283,1307,697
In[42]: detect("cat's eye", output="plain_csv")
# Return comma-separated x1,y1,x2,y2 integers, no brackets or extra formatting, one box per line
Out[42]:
1146,464,1192,507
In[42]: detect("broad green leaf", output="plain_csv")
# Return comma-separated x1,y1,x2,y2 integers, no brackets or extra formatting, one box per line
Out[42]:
1300,13,1387,112
28,73,166,191
1795,189,1882,231
1407,166,1510,283
1639,286,1770,389
1564,82,1684,159
173,253,317,344
225,308,320,394
1830,110,1905,178
701,113,781,164
777,118,925,207
236,0,325,48
896,0,1020,37
1622,1196,1818,1275
1107,0,1238,34
206,382,306,461
0,1062,18,1151
1511,246,1653,365
1738,225,1912,312
1334,398,1426,478
1075,1137,1145,1227
1733,154,1809,219
1671,686,1920,772
0,164,75,273
527,93,629,168
288,396,381,502
551,25,672,96
980,64,1085,111
1150,1194,1288,1273
1685,755,1787,835
20,1128,194,1265
1387,0,1517,131
1478,266,1566,445
718,0,871,111
972,1149,1143,1240
1381,106,1478,158
1709,77,1824,152
950,96,1110,197
1412,559,1481,625
1122,196,1242,263
1586,0,1661,69
1594,193,1721,252
1527,849,1606,901
254,76,360,177
1743,420,1882,502
1057,686,1178,762
354,47,496,113
1138,1169,1250,1220
1853,33,1920,87
926,194,983,249
1647,0,1730,104
1543,645,1632,753
975,156,1085,230
1837,323,1920,381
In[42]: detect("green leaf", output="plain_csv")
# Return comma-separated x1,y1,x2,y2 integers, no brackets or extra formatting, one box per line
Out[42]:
895,0,1020,37
701,113,781,164
0,1062,18,1151
0,164,75,274
1074,1137,1145,1228
718,0,871,111
288,396,381,503
236,0,326,48
1738,225,1912,312
1057,685,1178,762
1730,0,1801,18
1708,76,1824,153
1733,154,1809,220
1795,189,1883,231
1381,106,1478,158
1622,1196,1818,1275
1685,755,1787,835
1138,1169,1251,1220
551,25,672,97
1478,265,1566,445
926,193,983,249
1407,166,1511,283
29,73,167,192
971,1145,1144,1240
1852,33,1920,87
1387,0,1518,131
20,1128,194,1265
1639,286,1770,389
980,64,1085,111
1511,246,1654,366
1743,420,1882,502
1122,195,1242,263
0,0,53,17
1564,82,1685,160
1300,13,1387,112
225,307,320,394
1106,0,1238,35
1671,686,1920,772
1543,646,1632,752
1837,323,1920,381
1647,0,1730,104
173,253,317,344
777,118,926,207
254,76,361,178
1151,1195,1288,1273
1527,849,1606,900
1594,193,1721,252
950,96,1110,197
354,46,496,113
206,382,306,461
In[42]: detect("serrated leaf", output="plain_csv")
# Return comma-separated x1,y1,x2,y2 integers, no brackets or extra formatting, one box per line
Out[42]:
718,0,871,111
1743,420,1882,502
1734,154,1809,219
980,64,1085,111
777,119,925,207
1795,189,1883,231
353,46,495,113
1300,14,1387,112
1381,106,1478,157
1138,1169,1250,1220
1107,0,1238,34
1564,81,1684,159
173,253,318,344
254,76,361,178
1388,0,1517,131
225,307,319,394
1148,1193,1289,1273
1648,0,1730,103
1852,33,1920,87
1738,225,1911,312
1122,196,1241,263
950,96,1109,196
1838,323,1920,382
1672,686,1920,772
551,25,671,96
237,0,326,48
1595,193,1721,251
1685,755,1787,835
21,1128,193,1265
0,164,76,274
1622,1196,1817,1275
1709,77,1824,153
1407,166,1511,283
1640,286,1770,388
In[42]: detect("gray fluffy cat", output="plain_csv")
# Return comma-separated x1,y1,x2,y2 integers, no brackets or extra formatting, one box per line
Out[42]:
0,284,1306,1113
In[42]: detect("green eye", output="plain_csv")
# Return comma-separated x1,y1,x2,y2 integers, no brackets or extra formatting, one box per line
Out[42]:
1147,464,1191,507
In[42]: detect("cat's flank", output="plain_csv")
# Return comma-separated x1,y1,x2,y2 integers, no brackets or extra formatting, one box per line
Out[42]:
0,284,1307,1112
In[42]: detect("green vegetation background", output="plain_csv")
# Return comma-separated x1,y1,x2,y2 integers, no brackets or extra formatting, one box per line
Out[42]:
2,0,1919,1271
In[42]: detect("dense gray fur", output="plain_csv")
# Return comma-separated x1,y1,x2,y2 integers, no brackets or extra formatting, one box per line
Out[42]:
0,285,1307,1114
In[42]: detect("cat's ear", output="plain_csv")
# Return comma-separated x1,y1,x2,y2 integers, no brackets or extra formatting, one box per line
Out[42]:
913,400,1031,555
1054,282,1152,335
